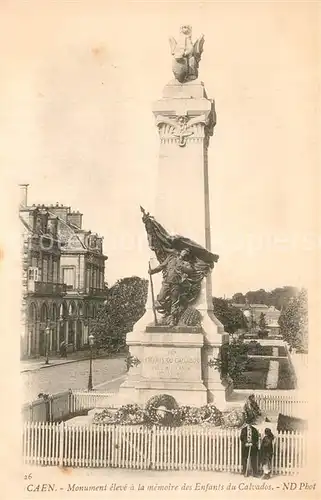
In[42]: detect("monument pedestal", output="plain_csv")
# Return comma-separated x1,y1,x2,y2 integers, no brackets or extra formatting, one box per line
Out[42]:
120,327,207,406
119,325,231,410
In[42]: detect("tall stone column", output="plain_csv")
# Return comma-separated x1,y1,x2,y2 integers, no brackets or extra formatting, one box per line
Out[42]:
151,81,229,406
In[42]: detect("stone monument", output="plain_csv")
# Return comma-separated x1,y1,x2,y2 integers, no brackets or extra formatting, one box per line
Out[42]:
119,26,230,409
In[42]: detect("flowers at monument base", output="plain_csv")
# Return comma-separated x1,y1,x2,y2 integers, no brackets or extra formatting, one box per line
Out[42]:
113,404,145,425
145,394,180,426
221,408,245,428
93,409,115,424
93,398,224,427
92,394,263,428
175,405,201,425
198,404,224,426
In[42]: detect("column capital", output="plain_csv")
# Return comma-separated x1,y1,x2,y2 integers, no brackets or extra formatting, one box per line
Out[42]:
152,90,216,146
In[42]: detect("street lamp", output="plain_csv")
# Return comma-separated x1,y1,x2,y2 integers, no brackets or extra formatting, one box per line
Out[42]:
45,325,50,364
88,333,95,391
28,330,32,357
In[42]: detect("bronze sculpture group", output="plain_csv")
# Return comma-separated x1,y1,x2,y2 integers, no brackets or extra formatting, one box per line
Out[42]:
141,207,218,327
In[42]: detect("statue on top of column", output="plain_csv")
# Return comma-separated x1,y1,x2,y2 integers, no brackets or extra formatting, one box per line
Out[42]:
169,25,205,84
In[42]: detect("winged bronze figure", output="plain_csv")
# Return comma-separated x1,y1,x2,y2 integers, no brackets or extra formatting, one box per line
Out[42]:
169,25,205,83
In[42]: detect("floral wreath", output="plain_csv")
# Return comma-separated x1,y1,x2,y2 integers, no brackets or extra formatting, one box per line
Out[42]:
114,403,145,425
145,394,179,426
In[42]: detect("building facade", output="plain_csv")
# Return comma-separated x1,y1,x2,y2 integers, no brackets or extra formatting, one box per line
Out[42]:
20,184,108,359
231,302,281,336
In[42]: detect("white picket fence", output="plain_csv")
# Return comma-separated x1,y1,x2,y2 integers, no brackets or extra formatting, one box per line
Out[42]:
255,393,308,418
22,398,49,422
21,390,117,423
22,389,308,423
70,391,118,413
22,422,307,474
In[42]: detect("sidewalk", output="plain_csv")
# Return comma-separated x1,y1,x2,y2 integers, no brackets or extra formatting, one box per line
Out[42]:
20,351,125,373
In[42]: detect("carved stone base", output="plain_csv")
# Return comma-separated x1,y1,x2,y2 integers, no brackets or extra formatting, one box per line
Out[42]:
119,330,208,407
119,325,230,410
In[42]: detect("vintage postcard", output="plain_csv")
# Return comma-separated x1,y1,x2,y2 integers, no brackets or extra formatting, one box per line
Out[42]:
0,1,320,499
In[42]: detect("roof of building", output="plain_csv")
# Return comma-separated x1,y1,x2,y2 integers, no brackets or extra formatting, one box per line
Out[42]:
231,303,269,309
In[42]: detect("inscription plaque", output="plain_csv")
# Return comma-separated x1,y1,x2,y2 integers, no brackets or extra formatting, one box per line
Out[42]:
142,346,201,381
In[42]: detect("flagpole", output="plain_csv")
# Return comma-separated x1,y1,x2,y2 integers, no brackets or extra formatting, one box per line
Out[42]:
148,261,158,325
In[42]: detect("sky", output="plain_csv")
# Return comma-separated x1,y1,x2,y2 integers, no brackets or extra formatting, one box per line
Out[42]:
0,1,319,298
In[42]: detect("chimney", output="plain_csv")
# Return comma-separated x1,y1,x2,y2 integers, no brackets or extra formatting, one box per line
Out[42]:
67,210,83,229
19,184,29,208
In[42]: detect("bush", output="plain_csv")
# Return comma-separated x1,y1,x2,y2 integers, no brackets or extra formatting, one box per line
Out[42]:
214,338,249,383
277,414,307,432
258,330,269,339
277,359,296,389
246,341,264,355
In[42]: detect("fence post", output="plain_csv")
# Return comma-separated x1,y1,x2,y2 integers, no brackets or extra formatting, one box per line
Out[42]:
68,389,73,415
150,426,156,470
59,422,65,467
49,395,53,422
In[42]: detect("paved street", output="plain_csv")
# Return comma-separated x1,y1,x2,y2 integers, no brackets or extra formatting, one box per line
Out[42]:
21,357,127,404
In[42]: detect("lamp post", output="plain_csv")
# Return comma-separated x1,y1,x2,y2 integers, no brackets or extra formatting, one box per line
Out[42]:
45,325,50,364
88,333,95,391
28,330,32,357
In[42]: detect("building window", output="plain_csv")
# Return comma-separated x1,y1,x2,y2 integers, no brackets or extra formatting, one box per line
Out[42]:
28,267,39,281
86,266,91,291
48,257,52,283
93,268,97,289
62,266,76,290
42,258,48,282
53,260,58,283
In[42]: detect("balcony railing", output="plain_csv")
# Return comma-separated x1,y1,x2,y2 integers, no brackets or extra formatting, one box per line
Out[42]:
86,287,107,297
64,287,107,297
28,281,67,296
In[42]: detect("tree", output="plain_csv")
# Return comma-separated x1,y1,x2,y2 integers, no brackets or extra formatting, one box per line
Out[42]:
213,297,246,334
258,312,268,338
232,292,246,304
212,338,249,383
268,286,298,310
92,276,148,353
278,288,308,351
245,289,269,305
230,286,299,310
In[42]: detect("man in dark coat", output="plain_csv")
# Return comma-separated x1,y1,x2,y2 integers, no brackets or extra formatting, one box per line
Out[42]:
240,422,259,476
59,340,67,358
